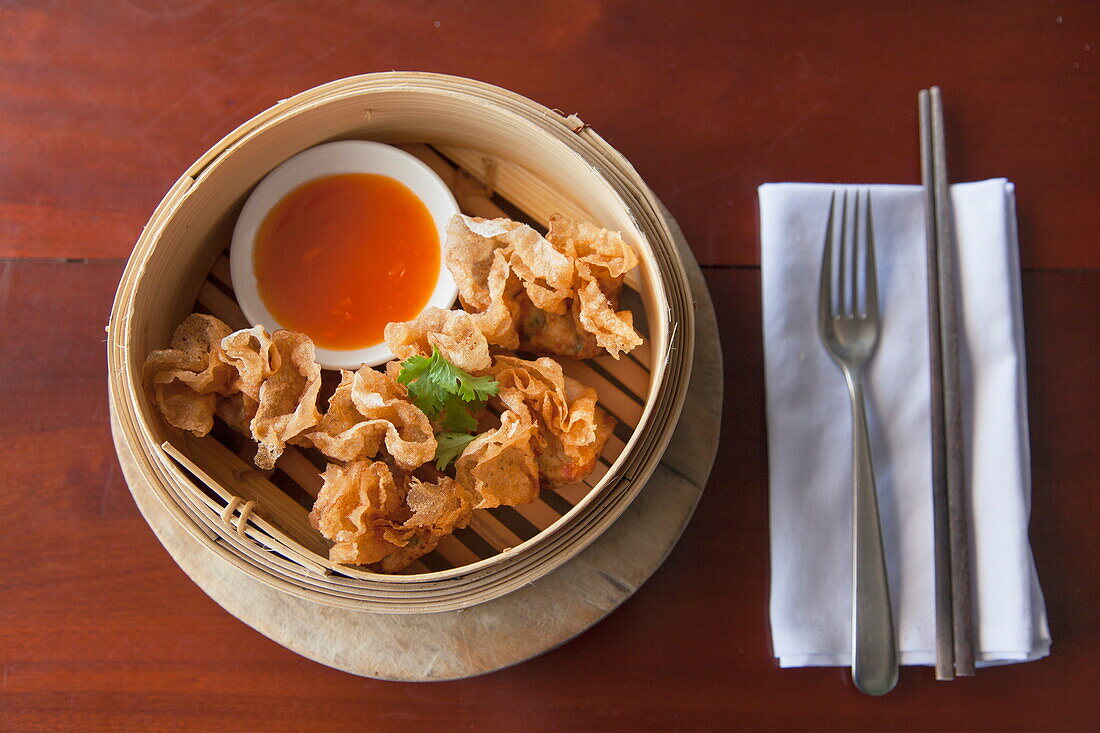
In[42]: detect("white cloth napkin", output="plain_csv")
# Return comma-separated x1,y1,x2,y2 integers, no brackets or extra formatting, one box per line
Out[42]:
760,179,1050,668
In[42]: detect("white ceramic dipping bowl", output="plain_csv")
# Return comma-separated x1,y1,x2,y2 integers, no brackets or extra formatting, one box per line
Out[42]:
229,140,460,369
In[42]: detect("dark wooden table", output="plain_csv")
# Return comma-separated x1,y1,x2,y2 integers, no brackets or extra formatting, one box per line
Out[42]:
2,2,1097,729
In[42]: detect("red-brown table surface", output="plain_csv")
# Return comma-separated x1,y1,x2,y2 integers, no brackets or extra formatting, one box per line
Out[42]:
2,2,1097,730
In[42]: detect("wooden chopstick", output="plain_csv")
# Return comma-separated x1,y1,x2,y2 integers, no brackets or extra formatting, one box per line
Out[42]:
919,86,976,678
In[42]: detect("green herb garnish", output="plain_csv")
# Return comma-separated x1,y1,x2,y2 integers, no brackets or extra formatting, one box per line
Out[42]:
434,432,478,470
397,348,498,469
397,347,498,424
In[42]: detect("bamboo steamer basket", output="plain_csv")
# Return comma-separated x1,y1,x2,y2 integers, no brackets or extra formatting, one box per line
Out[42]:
108,72,694,614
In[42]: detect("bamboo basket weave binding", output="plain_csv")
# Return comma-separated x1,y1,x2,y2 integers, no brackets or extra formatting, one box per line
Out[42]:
108,73,694,614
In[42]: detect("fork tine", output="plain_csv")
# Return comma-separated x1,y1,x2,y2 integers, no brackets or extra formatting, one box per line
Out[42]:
819,192,837,335
838,190,850,316
864,192,879,320
853,191,862,314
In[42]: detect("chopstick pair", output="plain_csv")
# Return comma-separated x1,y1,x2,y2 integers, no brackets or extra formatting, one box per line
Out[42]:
918,87,976,680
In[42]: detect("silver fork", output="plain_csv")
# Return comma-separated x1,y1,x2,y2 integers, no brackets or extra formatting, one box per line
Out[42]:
818,190,899,696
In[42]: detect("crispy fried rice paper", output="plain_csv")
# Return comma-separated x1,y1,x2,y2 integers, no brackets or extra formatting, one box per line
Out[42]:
309,460,472,571
309,460,405,565
214,325,279,433
545,214,643,359
221,325,278,400
248,330,323,469
383,306,491,373
517,297,600,359
539,404,616,486
404,475,475,533
143,318,323,469
488,355,615,487
444,213,643,359
456,409,541,508
303,366,435,471
142,314,235,436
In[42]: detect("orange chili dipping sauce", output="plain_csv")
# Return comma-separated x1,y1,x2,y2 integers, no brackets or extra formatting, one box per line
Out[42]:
253,173,440,351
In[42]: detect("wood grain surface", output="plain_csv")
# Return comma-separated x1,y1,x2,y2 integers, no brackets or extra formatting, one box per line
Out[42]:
1,1,1097,730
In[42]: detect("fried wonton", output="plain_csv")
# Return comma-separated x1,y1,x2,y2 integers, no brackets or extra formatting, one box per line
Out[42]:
142,314,236,436
571,278,641,360
544,214,642,359
443,213,643,359
207,325,279,436
517,296,601,359
376,475,474,572
455,408,541,508
447,214,573,313
445,215,572,350
375,528,441,574
475,249,525,349
221,325,278,401
487,354,615,486
538,403,616,487
384,306,491,373
249,330,323,470
489,355,601,457
404,475,476,535
303,366,435,472
143,319,323,468
548,213,639,280
309,460,405,565
213,392,256,435
309,460,470,571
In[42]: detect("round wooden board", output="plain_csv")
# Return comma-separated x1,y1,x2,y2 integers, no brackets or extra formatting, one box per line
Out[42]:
111,208,721,681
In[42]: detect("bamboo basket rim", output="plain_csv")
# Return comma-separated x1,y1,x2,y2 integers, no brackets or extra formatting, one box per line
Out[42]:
107,72,694,612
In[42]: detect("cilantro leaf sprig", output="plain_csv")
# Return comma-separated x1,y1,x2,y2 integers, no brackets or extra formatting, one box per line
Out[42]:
437,393,479,433
397,347,498,416
397,348,498,468
434,432,478,470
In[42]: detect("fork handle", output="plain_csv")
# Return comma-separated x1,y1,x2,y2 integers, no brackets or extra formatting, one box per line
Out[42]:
845,368,899,696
